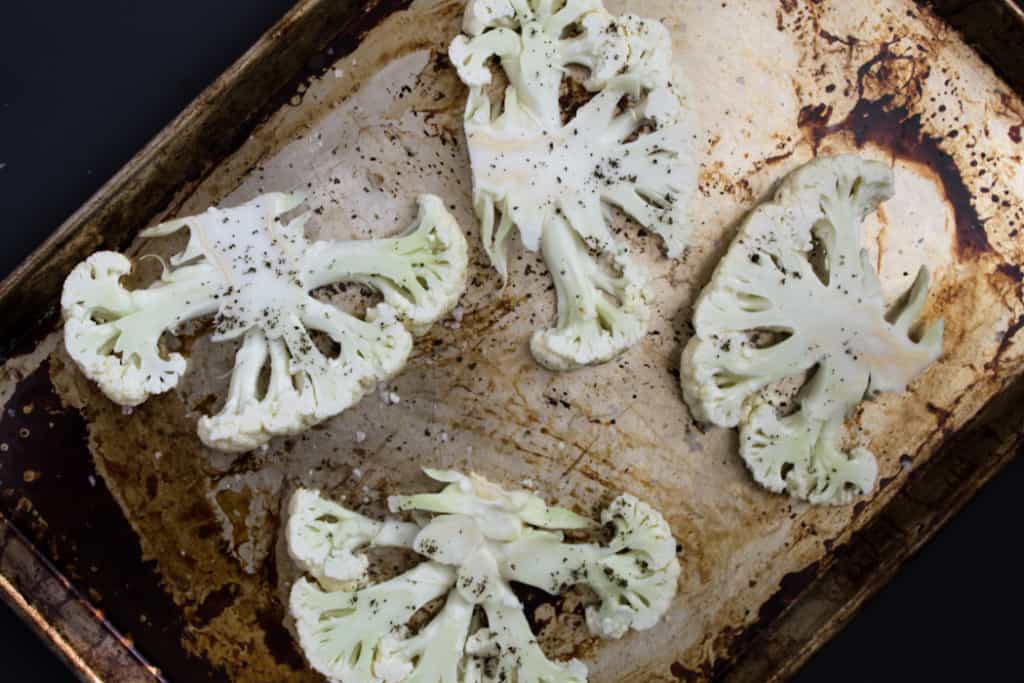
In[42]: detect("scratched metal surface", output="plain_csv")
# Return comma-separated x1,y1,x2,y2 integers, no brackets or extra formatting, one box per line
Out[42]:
3,1,1024,681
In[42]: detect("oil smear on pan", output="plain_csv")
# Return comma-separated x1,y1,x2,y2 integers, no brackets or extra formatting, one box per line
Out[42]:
33,1,1024,683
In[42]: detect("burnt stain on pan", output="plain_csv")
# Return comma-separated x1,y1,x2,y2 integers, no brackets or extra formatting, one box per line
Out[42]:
996,262,1024,283
256,604,307,672
985,264,1024,371
798,42,993,260
694,561,823,681
670,660,702,681
192,583,241,628
925,401,954,437
0,361,224,682
989,314,1024,370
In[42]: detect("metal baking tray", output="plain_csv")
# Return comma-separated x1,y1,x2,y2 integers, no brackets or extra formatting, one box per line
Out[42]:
2,0,1023,681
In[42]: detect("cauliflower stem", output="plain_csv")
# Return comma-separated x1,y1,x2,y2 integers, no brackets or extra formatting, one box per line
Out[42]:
531,214,649,370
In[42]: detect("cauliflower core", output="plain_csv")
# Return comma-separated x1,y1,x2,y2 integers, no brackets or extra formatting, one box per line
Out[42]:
61,193,468,452
287,469,681,682
680,156,944,505
450,0,694,370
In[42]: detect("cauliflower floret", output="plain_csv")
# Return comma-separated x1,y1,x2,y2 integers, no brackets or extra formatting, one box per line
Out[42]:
679,155,944,504
475,600,589,683
304,195,469,335
450,0,695,370
197,304,413,452
290,563,456,683
287,470,680,682
375,592,476,683
286,488,419,588
389,468,593,540
742,406,878,506
61,252,221,405
500,494,680,639
530,219,649,371
61,192,468,452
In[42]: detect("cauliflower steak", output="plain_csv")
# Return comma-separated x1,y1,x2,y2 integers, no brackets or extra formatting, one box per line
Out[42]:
450,0,695,370
61,193,468,452
680,156,944,505
286,469,681,682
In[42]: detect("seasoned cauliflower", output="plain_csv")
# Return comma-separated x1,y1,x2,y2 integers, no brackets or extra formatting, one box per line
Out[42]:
680,156,944,505
450,0,695,370
286,469,681,682
61,193,467,452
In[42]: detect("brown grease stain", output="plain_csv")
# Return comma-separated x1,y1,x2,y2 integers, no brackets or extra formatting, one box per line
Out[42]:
991,315,1024,370
0,360,222,681
665,553,826,683
670,660,700,681
798,43,992,259
193,583,241,628
925,401,954,437
256,604,307,672
997,263,1024,283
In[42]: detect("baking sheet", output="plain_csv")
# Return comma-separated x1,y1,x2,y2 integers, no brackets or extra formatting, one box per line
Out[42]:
3,0,1024,681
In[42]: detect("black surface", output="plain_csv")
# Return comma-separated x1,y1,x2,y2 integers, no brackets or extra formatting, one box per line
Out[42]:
790,454,1024,683
0,2,1020,682
0,599,72,683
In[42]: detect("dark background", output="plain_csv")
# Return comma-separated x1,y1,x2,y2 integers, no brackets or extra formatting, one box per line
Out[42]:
0,1,1020,681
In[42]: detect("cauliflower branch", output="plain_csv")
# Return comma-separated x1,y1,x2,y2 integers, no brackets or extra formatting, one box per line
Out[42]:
286,470,680,682
61,193,467,452
500,494,680,638
375,592,477,683
473,599,589,682
61,251,222,405
450,0,694,370
679,156,944,505
291,563,457,682
287,488,420,588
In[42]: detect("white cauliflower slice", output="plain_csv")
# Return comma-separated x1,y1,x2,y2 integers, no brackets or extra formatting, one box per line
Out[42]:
286,470,680,682
679,155,944,505
60,193,467,452
450,0,695,370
